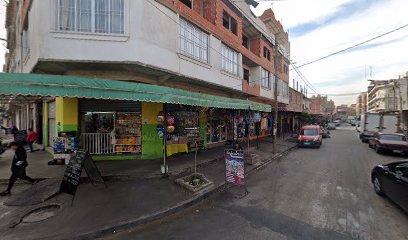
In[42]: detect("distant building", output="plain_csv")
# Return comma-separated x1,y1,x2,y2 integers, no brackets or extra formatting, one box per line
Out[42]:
367,80,400,113
355,92,367,117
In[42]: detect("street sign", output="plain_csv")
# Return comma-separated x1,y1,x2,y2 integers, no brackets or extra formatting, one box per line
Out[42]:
224,149,245,185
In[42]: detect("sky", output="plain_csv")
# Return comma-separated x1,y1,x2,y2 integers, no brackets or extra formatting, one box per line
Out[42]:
252,0,408,105
0,1,407,105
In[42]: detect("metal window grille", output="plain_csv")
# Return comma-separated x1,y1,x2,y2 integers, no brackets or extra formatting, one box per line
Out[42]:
221,44,239,75
58,0,124,34
179,19,209,63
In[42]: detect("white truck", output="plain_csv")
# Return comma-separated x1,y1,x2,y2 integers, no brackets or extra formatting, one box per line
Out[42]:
360,113,399,143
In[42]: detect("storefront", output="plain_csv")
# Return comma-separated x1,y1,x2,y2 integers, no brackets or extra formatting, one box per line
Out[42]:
79,99,142,155
0,73,272,160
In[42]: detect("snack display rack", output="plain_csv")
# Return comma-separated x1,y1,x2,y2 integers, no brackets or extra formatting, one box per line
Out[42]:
114,112,142,153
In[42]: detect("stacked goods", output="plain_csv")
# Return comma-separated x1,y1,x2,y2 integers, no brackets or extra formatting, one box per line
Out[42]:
115,113,142,153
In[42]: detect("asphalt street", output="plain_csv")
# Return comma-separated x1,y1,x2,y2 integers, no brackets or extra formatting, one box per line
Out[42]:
101,125,408,240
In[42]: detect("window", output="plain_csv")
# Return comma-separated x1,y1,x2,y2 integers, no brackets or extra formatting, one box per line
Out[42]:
222,11,237,35
180,0,192,8
222,44,239,75
277,79,289,97
261,68,270,89
283,64,289,74
180,19,209,63
263,47,270,61
22,30,30,57
243,68,250,82
58,0,125,34
242,35,250,49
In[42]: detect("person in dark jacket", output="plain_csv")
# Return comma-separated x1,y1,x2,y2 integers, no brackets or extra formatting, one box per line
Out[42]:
0,142,36,196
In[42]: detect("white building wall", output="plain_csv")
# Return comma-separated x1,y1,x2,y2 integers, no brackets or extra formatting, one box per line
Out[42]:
20,0,243,92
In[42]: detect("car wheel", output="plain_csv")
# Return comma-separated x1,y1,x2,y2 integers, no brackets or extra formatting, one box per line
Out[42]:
373,175,384,196
375,145,382,154
368,143,372,148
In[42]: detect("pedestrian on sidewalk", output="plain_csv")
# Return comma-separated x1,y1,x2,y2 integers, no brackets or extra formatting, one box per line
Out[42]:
27,128,37,152
11,126,19,141
0,142,37,196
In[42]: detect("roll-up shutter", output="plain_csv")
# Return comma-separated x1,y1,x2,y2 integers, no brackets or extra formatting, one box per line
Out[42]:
79,99,141,112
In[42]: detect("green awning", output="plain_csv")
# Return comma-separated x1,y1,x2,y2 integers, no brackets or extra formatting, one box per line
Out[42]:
0,73,271,112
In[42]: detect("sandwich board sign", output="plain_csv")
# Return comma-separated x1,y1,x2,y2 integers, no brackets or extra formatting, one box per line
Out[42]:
224,149,245,185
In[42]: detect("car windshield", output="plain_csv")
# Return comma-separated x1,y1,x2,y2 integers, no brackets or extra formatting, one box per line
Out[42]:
301,129,318,136
380,134,406,141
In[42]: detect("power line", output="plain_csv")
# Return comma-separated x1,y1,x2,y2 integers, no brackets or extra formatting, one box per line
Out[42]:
291,63,320,96
293,23,408,70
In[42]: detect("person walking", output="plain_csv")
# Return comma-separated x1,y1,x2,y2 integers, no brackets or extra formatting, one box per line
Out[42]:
0,142,36,196
11,126,19,141
27,128,37,152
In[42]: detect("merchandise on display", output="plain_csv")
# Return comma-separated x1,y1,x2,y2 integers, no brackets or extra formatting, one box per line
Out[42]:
114,112,142,153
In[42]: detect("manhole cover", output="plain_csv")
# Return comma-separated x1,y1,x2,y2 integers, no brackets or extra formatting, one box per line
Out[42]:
22,204,61,223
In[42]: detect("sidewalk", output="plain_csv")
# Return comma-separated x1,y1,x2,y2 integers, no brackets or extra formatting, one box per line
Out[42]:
0,136,296,181
0,137,297,240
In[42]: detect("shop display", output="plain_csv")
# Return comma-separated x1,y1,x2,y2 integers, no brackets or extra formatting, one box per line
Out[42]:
114,112,142,153
173,111,203,150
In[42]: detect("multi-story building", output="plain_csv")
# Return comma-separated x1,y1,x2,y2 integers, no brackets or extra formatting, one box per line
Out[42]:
367,80,400,113
1,0,290,158
286,87,303,131
310,95,328,115
355,92,367,118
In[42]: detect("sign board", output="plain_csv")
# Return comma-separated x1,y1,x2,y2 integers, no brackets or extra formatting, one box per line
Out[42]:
60,150,86,195
224,149,245,185
60,150,104,195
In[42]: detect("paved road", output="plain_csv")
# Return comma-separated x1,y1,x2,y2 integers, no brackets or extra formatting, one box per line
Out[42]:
101,126,408,240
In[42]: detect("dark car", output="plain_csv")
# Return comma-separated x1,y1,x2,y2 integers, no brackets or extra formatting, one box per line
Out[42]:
360,130,377,143
371,161,408,213
368,133,408,155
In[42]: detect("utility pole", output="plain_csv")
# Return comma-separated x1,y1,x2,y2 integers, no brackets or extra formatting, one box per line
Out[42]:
396,80,404,132
273,35,279,154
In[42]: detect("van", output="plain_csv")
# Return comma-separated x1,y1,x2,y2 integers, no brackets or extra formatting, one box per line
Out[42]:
298,125,322,148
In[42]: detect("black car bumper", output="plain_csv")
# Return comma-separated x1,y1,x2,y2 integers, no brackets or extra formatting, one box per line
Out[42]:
298,140,321,147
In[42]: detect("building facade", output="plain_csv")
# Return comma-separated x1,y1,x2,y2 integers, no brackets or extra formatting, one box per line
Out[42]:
355,92,367,118
2,0,290,159
367,80,400,113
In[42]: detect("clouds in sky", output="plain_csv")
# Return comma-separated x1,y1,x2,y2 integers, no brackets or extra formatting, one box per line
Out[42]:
253,0,408,104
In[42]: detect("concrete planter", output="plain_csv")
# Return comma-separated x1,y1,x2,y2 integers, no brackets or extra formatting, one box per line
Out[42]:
175,173,213,192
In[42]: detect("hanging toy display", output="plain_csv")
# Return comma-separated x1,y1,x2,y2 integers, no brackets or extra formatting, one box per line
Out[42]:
166,115,175,126
166,125,175,134
157,111,165,123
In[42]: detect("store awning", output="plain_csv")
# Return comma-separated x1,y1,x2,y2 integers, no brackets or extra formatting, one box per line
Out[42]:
0,73,271,112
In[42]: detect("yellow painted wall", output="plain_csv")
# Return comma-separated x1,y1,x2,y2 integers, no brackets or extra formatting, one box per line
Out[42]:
43,102,49,146
142,102,163,124
56,97,79,132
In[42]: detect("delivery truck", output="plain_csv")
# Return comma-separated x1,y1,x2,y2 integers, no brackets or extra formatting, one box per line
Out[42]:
360,112,399,143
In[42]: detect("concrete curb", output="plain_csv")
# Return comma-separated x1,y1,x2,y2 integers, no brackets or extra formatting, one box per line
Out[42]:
54,143,298,240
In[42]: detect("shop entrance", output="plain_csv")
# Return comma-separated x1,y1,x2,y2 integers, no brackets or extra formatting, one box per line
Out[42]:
79,99,141,155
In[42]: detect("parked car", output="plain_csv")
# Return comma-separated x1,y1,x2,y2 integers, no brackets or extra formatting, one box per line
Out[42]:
320,126,330,138
334,120,341,126
298,125,322,148
327,123,336,130
361,130,377,143
371,161,408,213
368,133,408,155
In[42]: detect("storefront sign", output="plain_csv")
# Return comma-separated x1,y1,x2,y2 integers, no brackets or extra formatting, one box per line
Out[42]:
224,149,245,185
60,150,104,195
